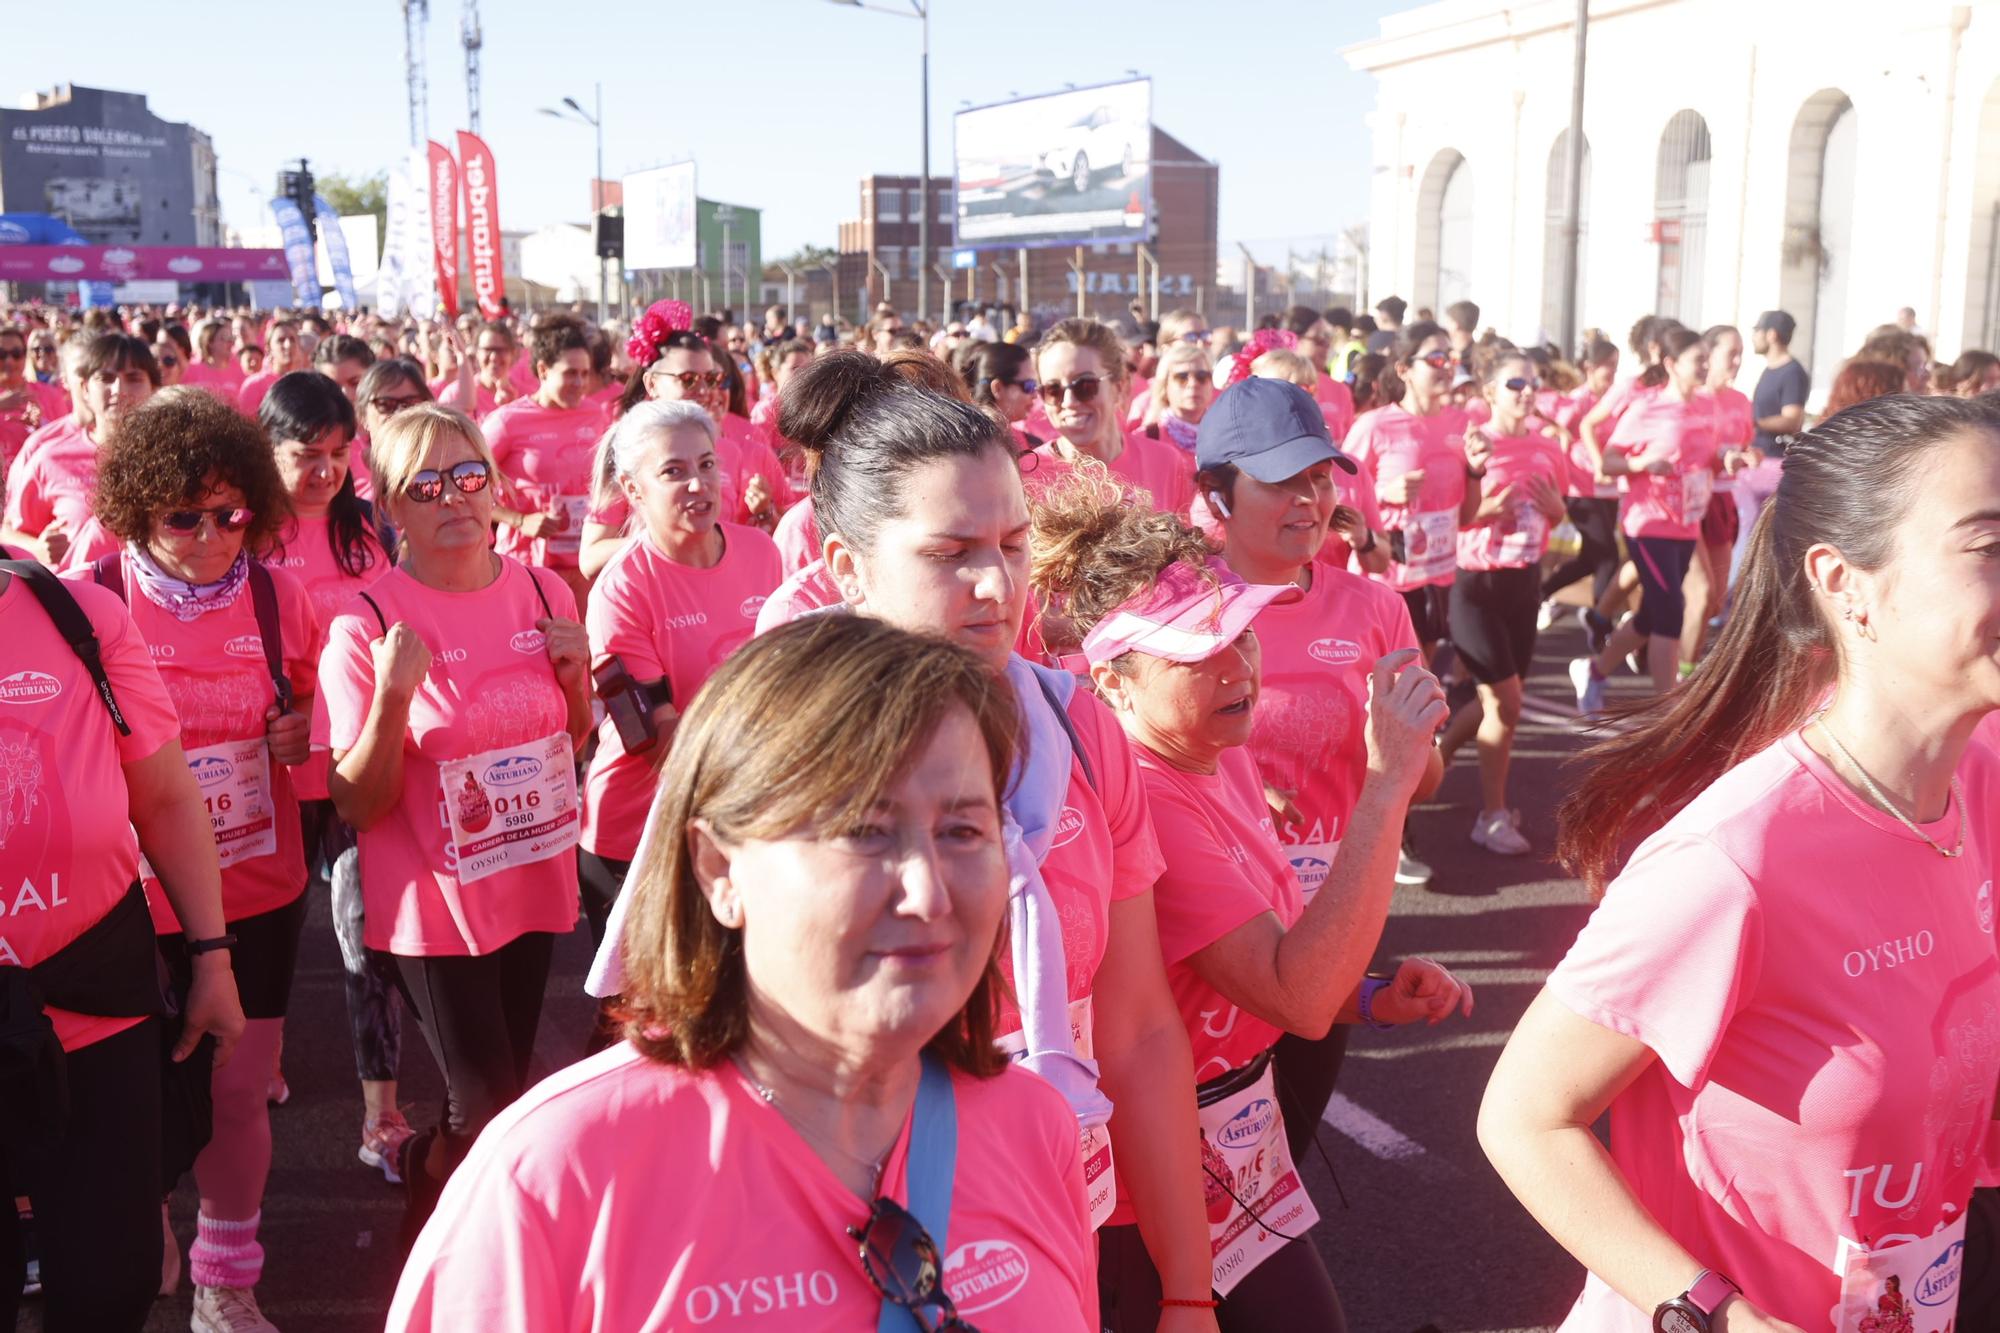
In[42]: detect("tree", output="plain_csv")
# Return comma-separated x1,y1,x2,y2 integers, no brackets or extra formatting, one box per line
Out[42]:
317,171,389,252
770,243,837,270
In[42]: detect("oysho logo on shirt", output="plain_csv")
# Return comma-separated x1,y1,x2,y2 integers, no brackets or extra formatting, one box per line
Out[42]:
1051,805,1085,848
223,634,265,659
681,1271,839,1323
1978,880,1994,935
944,1240,1030,1315
1842,930,1936,978
739,595,768,620
510,630,546,654
664,611,711,630
0,670,60,704
1308,637,1361,666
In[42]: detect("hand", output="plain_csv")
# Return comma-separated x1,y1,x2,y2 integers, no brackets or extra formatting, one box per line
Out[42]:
175,956,245,1068
372,621,433,702
1713,1295,1807,1333
1263,782,1303,832
518,509,561,539
1364,648,1449,795
1472,482,1518,524
1644,457,1677,477
1377,468,1424,506
1723,448,1753,476
1524,474,1566,522
32,518,69,568
1463,429,1494,474
264,705,310,767
1372,957,1475,1026
538,616,591,696
742,472,773,520
0,388,39,430
1329,503,1368,546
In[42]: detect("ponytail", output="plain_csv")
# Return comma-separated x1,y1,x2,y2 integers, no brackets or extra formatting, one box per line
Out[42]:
1636,326,1702,390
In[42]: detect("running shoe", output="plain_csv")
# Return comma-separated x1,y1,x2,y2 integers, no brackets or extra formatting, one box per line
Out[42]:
360,1111,416,1185
1570,658,1607,716
265,1071,289,1107
1577,607,1612,655
191,1284,279,1333
1394,850,1434,886
1536,599,1560,632
1471,809,1532,856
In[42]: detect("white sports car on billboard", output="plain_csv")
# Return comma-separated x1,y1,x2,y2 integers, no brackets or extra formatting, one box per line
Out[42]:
1037,104,1145,194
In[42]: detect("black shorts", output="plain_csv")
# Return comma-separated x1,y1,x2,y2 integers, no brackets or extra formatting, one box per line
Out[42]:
1399,583,1450,646
1630,536,1696,638
1699,490,1740,548
1446,566,1542,684
158,891,309,1021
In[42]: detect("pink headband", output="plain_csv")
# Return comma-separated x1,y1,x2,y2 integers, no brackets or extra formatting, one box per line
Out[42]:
1073,557,1298,668
1221,328,1298,390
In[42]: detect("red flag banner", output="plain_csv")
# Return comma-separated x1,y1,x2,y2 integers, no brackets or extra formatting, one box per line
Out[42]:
456,130,507,319
427,139,460,319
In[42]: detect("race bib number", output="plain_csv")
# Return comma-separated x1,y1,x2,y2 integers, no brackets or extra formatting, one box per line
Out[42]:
186,738,278,870
545,494,594,558
1199,1060,1320,1296
1834,1214,1964,1332
997,995,1116,1229
1679,469,1713,525
1399,509,1457,583
1285,841,1340,905
1492,499,1549,567
438,732,581,885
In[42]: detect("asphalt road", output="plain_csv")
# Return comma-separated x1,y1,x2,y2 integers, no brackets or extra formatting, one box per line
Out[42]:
93,614,1631,1333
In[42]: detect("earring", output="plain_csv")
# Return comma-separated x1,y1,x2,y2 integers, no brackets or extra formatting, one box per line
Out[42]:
716,901,740,928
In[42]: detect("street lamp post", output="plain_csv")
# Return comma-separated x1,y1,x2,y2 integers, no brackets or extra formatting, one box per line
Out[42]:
830,0,929,323
539,83,607,322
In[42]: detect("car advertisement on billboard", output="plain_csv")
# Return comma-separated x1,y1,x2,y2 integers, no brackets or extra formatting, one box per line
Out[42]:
953,79,1151,251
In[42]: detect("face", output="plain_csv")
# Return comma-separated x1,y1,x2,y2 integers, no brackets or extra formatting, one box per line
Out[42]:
1670,343,1710,392
988,363,1035,425
270,325,302,369
238,346,264,375
774,349,812,393
1102,630,1262,763
539,348,591,409
646,346,720,404
391,430,495,557
29,337,57,377
827,448,1031,672
1402,334,1454,403
206,326,234,363
274,426,352,510
1587,355,1617,394
1222,462,1337,574
148,476,249,584
84,361,155,430
1174,318,1209,346
476,331,516,380
1164,357,1215,420
0,334,24,386
362,376,426,438
329,357,368,403
1297,321,1334,368
1037,342,1103,447
872,321,905,354
725,330,748,356
621,423,721,544
1485,359,1537,426
704,705,1007,1058
1752,327,1772,357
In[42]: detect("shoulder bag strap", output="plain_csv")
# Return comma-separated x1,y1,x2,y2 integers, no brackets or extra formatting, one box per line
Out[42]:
356,591,389,636
246,561,292,712
879,1051,957,1333
1,559,129,736
1034,670,1097,794
523,564,555,621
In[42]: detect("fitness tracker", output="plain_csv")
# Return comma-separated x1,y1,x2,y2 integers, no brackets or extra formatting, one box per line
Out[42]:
1652,1268,1739,1333
185,933,238,957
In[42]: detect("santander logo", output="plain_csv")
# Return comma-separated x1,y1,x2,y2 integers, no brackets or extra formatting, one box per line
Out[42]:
1307,637,1361,666
1050,804,1085,848
0,670,60,704
509,630,546,654
223,634,265,659
944,1240,1030,1315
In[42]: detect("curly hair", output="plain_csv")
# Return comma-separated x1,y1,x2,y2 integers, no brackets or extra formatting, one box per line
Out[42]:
1822,359,1908,418
93,386,291,549
1028,466,1219,658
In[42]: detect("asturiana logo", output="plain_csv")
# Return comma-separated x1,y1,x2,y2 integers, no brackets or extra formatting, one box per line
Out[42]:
944,1240,1030,1315
0,670,61,704
1289,853,1330,892
1307,638,1361,666
509,630,546,654
189,755,235,788
484,755,543,787
223,634,265,659
740,594,769,620
1218,1096,1276,1150
1914,1239,1964,1306
1051,805,1086,848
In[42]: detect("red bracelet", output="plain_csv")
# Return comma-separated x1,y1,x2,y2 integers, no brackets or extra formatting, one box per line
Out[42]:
1160,1296,1221,1308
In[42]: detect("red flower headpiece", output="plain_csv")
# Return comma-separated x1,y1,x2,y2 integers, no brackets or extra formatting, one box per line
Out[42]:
627,300,693,367
1221,328,1297,390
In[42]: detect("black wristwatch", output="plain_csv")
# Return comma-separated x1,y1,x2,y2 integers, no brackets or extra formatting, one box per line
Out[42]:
1654,1269,1739,1333
1355,530,1377,555
185,933,238,957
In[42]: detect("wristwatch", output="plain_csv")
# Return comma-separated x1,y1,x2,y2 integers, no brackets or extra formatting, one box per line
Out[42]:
1653,1269,1739,1333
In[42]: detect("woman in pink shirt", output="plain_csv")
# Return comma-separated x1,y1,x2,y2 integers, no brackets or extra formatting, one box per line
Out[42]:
435,320,520,422
1285,306,1357,441
181,318,243,402
4,332,158,568
1571,327,1716,713
959,339,1042,450
1482,392,2000,1333
82,389,321,1332
706,334,790,531
321,404,591,1244
0,324,68,479
393,616,1097,1332
351,358,435,504
579,399,782,946
235,318,308,418
1025,318,1194,518
1029,479,1467,1327
1538,337,1622,632
1140,340,1216,450
1682,325,1757,667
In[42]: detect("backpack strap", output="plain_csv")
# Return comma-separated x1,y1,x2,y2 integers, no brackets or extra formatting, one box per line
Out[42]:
1033,669,1097,794
91,550,123,596
356,591,389,635
1,559,130,736
246,561,292,712
523,565,555,621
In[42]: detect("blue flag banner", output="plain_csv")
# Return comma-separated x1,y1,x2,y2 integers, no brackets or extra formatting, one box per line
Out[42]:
269,197,318,307
312,195,359,310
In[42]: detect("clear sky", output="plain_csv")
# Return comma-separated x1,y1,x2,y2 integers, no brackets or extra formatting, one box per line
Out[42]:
2,0,1411,258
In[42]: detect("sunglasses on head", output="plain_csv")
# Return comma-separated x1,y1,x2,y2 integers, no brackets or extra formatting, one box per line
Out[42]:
1415,350,1456,371
1037,374,1101,405
655,369,725,391
162,505,254,534
848,1197,980,1332
1503,376,1541,393
1170,368,1213,387
403,459,491,503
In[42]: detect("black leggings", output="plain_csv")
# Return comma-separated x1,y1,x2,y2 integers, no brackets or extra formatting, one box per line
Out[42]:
1272,1025,1350,1162
1,1019,162,1333
1540,496,1620,604
1097,1221,1346,1333
392,931,554,1169
578,850,632,951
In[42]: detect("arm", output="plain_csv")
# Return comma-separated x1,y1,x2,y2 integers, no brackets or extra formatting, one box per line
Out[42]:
540,616,595,749
1753,403,1804,437
329,622,430,831
1458,430,1492,526
1577,397,1615,476
576,522,625,581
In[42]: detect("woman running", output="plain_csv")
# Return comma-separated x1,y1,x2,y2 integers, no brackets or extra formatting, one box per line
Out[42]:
1143,340,1217,451
1538,338,1621,630
1680,325,1754,668
4,333,157,568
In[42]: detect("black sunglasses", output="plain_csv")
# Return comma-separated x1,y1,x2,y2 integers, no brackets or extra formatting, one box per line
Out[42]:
1170,369,1213,387
404,459,491,503
1037,375,1101,405
162,505,254,534
848,1197,979,1332
0,347,24,362
1503,376,1541,393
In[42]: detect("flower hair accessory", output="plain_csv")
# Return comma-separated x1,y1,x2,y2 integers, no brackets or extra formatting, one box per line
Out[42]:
627,299,693,367
1222,328,1297,390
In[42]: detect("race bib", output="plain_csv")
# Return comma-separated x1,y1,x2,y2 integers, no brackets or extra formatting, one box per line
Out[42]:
1833,1214,1964,1333
1492,499,1549,567
1199,1058,1320,1296
1285,841,1340,905
185,738,278,870
997,995,1116,1230
1399,509,1457,582
1679,469,1713,525
544,494,594,558
438,732,581,885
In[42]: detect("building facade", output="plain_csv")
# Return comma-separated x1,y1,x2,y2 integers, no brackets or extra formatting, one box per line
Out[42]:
1347,0,2000,378
0,84,219,246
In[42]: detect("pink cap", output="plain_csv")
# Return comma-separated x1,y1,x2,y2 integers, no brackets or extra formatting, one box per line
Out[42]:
1076,557,1299,668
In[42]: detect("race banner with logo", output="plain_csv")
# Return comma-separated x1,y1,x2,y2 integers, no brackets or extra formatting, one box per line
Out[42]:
268,196,318,306
378,147,434,319
427,139,460,319
312,194,359,310
456,130,506,318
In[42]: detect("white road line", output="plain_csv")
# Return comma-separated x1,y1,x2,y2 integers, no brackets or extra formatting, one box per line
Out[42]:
1321,1092,1430,1161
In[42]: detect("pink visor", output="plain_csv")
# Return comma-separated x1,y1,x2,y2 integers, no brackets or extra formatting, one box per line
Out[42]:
1074,558,1299,668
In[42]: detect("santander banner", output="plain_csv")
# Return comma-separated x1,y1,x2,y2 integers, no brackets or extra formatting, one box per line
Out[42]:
427,139,461,319
456,130,507,319
0,245,289,283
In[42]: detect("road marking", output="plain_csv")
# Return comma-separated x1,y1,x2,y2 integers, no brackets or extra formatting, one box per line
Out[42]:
1347,1028,1512,1060
1322,1091,1429,1161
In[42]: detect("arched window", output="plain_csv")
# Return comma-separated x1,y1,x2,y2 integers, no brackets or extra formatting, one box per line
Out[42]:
1653,110,1711,328
1414,149,1472,312
1541,129,1591,346
1779,89,1857,374
1963,78,2000,350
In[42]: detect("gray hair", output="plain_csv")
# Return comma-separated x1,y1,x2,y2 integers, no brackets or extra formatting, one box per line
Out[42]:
592,398,719,506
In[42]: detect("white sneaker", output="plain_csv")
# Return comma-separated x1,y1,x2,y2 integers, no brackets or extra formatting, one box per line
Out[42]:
1569,658,1606,715
1394,850,1433,886
1536,599,1559,631
1470,809,1532,855
192,1284,280,1333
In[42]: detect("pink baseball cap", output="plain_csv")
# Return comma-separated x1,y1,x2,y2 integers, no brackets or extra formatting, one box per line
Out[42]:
1075,557,1299,668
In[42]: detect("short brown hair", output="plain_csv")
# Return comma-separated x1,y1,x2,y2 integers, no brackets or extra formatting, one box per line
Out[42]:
529,315,590,373
1037,317,1131,390
616,614,1019,1075
93,387,290,548
76,332,160,387
1028,467,1218,658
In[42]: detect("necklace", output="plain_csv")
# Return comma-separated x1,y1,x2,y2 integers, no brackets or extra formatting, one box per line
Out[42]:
731,1055,891,1190
1810,717,1964,858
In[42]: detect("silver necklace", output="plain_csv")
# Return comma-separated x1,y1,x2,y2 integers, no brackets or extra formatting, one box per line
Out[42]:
732,1055,890,1189
1810,717,1964,859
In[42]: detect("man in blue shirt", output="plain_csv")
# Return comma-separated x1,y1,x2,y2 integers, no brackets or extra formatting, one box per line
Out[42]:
1751,310,1810,457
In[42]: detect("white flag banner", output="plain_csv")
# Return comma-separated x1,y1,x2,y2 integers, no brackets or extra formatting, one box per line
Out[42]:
379,147,437,318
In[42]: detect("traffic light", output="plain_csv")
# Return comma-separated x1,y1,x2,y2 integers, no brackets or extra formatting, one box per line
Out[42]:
595,212,623,261
279,160,318,246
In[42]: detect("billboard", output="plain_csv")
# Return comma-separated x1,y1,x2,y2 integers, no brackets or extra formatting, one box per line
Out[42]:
953,79,1152,251
623,161,697,270
0,87,211,246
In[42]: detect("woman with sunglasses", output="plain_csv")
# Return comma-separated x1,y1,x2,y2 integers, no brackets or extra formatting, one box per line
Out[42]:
1029,461,1466,1329
153,325,191,388
1141,342,1216,448
83,387,321,1333
1028,319,1193,517
706,333,791,533
0,324,67,479
5,333,158,570
349,358,436,506
957,339,1041,449
578,399,782,948
393,616,1097,1332
1434,350,1571,857
321,403,590,1243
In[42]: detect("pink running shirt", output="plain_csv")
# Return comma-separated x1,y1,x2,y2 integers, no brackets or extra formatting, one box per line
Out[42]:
1604,391,1719,541
1020,431,1194,518
482,396,610,569
264,516,392,801
4,416,96,538
1342,402,1468,591
1457,429,1574,571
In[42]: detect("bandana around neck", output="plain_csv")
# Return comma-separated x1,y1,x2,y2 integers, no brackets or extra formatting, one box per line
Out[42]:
125,541,249,622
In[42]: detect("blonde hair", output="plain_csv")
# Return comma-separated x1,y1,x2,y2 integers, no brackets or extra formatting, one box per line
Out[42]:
368,402,496,524
1028,467,1219,658
1037,317,1131,391
1251,348,1319,388
1158,309,1205,347
1150,341,1215,415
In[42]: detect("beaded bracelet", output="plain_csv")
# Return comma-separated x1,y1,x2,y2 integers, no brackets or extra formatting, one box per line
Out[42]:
1160,1296,1222,1309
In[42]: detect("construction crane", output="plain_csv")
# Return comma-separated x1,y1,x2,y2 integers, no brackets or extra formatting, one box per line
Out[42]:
462,0,482,134
402,0,430,148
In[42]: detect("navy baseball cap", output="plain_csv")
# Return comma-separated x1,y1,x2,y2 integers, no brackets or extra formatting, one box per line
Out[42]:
1195,376,1357,482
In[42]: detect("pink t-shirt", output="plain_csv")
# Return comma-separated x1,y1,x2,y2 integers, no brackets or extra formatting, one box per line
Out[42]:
1313,375,1356,442
1605,391,1719,541
53,514,118,574
1457,429,1573,571
483,396,610,569
0,380,67,477
1135,745,1299,1083
318,559,582,956
1707,385,1753,449
715,413,792,527
387,1044,1096,1333
771,495,822,572
4,416,96,537
236,369,282,417
1245,562,1417,874
753,558,843,634
438,378,514,422
1020,432,1194,518
581,525,782,860
265,516,392,801
72,560,321,931
1342,402,1468,591
1547,732,2000,1333
0,572,181,1051
183,361,244,403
